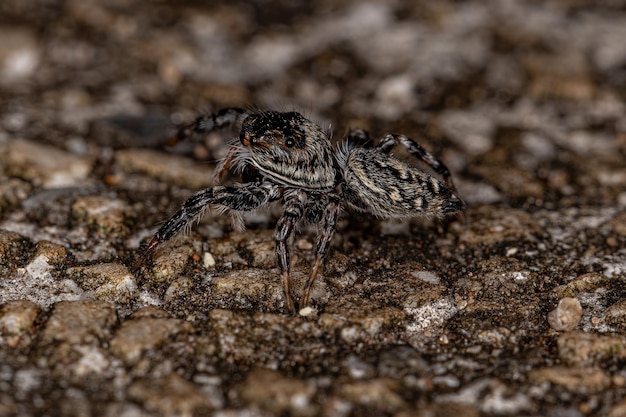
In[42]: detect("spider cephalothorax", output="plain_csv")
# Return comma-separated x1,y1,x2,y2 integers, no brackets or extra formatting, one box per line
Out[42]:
142,108,465,313
239,111,336,190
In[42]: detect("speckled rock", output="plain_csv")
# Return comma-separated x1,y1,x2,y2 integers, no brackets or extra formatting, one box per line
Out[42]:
151,243,196,283
67,263,138,303
529,366,611,394
163,276,194,302
238,368,316,416
109,310,193,365
321,300,404,343
605,299,626,329
5,140,93,188
458,207,542,246
209,309,326,366
553,273,609,298
71,196,130,236
0,27,40,84
339,378,407,414
128,373,214,416
548,297,582,331
557,330,626,366
115,148,214,190
0,299,40,348
0,177,31,217
398,402,480,417
38,300,118,378
0,229,31,274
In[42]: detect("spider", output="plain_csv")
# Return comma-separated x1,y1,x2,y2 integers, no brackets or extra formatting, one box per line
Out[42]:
141,108,465,313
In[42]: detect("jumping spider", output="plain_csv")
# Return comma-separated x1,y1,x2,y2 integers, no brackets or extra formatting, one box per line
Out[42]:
142,108,465,313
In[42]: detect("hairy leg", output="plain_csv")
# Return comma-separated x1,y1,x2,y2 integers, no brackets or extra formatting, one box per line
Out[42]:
142,182,282,255
376,134,460,195
175,107,251,143
275,190,307,314
301,194,340,308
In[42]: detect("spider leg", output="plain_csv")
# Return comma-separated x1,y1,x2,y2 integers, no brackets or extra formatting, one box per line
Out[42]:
301,194,340,308
141,182,282,257
173,107,251,143
377,134,459,193
275,190,307,314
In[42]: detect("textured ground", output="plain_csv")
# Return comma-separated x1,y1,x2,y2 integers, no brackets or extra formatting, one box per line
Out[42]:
1,1,626,416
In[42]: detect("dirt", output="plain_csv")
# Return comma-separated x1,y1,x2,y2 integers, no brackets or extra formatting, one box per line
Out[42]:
0,1,625,416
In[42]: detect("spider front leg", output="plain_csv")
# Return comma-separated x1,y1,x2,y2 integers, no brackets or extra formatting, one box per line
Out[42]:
141,182,282,258
301,194,340,308
376,134,461,197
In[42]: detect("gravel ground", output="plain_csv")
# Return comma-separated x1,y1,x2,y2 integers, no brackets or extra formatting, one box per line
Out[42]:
1,1,625,416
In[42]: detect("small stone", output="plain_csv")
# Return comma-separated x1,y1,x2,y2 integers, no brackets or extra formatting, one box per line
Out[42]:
0,229,31,273
128,373,214,416
152,244,195,282
609,398,626,417
548,297,582,331
528,366,611,394
553,273,608,298
238,368,316,416
31,240,69,267
295,238,313,251
37,300,118,378
0,178,32,217
558,330,626,366
605,299,626,328
203,251,216,268
109,315,192,365
0,300,40,335
71,196,130,236
298,306,315,317
115,148,214,190
0,27,40,83
68,263,138,303
40,300,118,346
5,140,93,188
340,378,407,413
410,270,440,285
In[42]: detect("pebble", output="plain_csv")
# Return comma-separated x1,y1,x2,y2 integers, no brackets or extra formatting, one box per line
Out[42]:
439,108,496,156
68,263,138,303
553,273,608,298
151,244,195,282
528,366,611,394
115,148,214,190
238,368,316,416
557,330,626,366
0,299,40,336
71,196,130,236
604,299,626,328
0,229,30,273
109,314,192,365
128,373,213,416
37,300,118,378
340,378,407,413
5,140,93,188
40,300,118,346
0,27,40,83
547,297,583,331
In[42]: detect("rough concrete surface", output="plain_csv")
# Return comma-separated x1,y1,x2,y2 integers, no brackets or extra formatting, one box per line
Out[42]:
0,1,625,416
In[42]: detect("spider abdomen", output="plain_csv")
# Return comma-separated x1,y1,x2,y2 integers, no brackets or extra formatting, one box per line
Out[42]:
341,148,462,218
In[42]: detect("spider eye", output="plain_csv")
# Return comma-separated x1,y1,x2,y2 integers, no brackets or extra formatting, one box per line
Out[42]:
284,136,295,147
